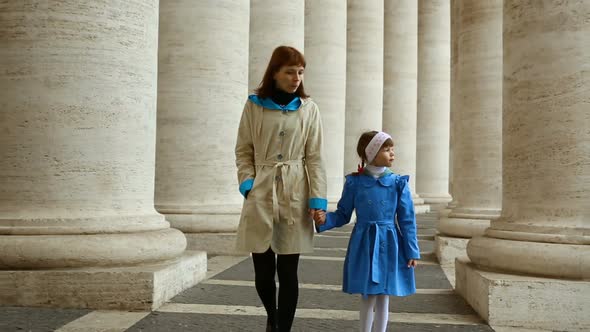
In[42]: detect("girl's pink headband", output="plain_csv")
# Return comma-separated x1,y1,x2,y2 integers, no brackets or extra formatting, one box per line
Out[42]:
364,131,392,164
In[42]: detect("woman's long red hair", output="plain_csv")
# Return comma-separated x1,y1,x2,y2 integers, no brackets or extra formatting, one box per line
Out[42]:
255,46,309,99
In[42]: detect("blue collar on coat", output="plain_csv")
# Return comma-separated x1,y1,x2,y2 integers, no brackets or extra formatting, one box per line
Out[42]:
248,94,302,111
358,169,397,187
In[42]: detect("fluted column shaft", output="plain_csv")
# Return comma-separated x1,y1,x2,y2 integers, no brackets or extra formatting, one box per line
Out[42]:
383,1,417,193
304,0,347,203
155,0,249,241
0,0,185,268
439,0,502,238
383,1,429,214
467,0,590,279
344,0,384,173
416,0,452,204
447,0,460,212
249,0,304,92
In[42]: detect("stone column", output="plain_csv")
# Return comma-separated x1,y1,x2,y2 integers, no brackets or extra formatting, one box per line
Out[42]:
456,1,590,330
446,0,460,214
416,0,452,206
345,0,384,174
383,0,429,215
155,0,249,254
0,1,205,310
249,0,304,92
436,0,502,273
304,0,347,206
436,0,460,281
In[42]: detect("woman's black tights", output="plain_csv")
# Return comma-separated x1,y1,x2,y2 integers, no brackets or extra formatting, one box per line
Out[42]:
252,247,300,332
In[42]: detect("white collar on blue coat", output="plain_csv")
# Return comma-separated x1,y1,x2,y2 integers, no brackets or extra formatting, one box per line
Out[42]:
357,170,396,187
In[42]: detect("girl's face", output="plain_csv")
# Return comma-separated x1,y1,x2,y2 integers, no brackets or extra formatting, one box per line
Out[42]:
370,144,395,167
274,65,304,93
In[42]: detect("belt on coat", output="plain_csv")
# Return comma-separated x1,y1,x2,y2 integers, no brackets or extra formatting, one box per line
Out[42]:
255,159,304,225
365,220,394,284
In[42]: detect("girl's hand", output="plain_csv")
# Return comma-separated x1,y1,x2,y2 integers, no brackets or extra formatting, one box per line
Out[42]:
407,259,418,268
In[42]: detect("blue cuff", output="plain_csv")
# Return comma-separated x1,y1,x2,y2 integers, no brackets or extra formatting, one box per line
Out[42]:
315,223,328,233
309,197,328,210
239,178,254,197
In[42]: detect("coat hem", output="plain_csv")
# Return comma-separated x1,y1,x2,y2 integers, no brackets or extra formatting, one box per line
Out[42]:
237,244,314,255
344,290,416,297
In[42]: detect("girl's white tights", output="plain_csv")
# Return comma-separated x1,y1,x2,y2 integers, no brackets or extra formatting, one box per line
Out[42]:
359,295,390,332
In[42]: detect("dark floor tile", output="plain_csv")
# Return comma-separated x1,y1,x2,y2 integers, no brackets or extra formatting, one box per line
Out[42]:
128,312,493,332
171,284,474,315
305,248,347,257
0,306,91,332
213,259,452,289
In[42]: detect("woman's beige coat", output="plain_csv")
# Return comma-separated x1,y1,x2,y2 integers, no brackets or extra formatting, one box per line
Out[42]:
235,97,327,254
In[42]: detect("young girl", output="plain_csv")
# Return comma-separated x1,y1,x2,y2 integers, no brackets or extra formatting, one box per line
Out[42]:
314,130,420,332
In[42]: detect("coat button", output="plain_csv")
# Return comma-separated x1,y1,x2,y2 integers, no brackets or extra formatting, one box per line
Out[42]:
275,175,281,181
279,131,285,137
277,154,283,160
368,200,372,205
381,200,386,206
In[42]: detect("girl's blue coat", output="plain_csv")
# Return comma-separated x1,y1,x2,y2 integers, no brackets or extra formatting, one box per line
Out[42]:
317,171,420,296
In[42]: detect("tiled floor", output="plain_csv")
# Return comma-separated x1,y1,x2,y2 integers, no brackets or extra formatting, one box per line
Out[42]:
1,212,497,332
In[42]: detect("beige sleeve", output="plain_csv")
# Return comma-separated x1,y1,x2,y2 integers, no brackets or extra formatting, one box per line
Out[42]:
304,103,328,209
235,101,256,187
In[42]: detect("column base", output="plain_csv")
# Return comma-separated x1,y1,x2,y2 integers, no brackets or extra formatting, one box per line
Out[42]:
427,203,452,212
185,232,240,255
418,194,452,205
412,194,425,205
435,235,470,288
435,235,469,267
437,207,452,219
414,203,431,214
0,251,207,311
165,213,239,233
455,257,590,332
438,216,490,238
165,213,240,255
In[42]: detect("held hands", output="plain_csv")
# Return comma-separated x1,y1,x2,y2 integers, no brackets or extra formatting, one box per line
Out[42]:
407,259,418,268
308,208,326,226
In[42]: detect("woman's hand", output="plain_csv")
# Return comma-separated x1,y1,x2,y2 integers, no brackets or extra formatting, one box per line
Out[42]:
315,210,326,225
407,259,418,268
309,208,326,225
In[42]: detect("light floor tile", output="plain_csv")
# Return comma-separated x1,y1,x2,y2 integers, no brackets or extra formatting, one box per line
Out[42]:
55,311,149,332
202,278,455,295
157,303,483,325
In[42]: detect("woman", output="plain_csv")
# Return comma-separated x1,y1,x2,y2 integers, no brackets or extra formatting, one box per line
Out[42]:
235,46,327,332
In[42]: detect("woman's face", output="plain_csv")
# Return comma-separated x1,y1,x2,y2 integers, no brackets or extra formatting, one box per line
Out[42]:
274,65,304,93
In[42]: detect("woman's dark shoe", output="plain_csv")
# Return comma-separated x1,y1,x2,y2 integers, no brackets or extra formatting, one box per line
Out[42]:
266,321,278,332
